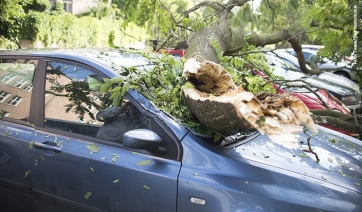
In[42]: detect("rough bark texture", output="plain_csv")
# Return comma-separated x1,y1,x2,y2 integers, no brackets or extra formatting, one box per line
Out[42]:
183,59,318,148
185,24,320,75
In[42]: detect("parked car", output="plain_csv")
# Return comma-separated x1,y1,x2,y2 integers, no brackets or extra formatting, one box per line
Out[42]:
158,48,186,58
251,61,349,114
273,49,361,92
301,44,357,68
252,58,355,136
0,49,361,212
266,53,362,110
275,48,359,81
301,44,324,51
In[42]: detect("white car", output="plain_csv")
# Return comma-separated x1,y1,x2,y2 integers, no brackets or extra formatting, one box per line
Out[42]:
273,49,361,91
276,48,359,81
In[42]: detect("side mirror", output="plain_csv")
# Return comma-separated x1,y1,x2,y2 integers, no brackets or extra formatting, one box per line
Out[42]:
123,129,162,150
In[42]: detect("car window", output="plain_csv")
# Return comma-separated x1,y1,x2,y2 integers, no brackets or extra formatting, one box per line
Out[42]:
302,52,313,61
43,60,153,141
279,57,299,69
44,60,112,136
0,58,36,121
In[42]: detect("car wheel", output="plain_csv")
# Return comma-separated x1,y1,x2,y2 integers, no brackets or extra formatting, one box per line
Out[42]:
334,71,350,79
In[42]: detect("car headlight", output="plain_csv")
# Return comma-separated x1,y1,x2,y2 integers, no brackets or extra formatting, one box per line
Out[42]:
341,95,358,103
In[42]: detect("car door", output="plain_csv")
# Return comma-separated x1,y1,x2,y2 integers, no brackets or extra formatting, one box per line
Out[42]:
0,57,38,211
29,58,181,211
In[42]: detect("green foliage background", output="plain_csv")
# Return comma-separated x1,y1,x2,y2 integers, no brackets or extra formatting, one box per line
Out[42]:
0,0,146,49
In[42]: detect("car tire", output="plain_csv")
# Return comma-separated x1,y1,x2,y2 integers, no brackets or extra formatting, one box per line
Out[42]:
334,71,350,79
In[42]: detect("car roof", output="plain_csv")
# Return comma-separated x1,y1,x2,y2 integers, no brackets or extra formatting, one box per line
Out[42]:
0,48,153,76
301,44,324,50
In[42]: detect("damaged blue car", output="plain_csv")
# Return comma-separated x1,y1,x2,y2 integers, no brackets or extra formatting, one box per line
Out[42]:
0,49,361,212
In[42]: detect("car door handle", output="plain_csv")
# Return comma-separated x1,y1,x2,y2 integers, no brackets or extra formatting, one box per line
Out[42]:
33,141,62,153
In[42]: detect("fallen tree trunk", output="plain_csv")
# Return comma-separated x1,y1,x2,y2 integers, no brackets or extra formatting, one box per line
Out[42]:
183,58,318,148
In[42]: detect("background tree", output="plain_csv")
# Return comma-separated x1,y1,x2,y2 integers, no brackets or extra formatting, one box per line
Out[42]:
304,0,362,82
256,0,316,46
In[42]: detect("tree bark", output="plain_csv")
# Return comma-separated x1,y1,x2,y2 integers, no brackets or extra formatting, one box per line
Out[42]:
185,24,320,75
183,59,318,148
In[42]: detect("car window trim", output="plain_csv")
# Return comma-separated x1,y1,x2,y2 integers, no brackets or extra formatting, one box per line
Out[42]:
0,55,42,126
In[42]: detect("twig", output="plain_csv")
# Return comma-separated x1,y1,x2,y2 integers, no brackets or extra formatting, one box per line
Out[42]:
265,0,276,30
111,19,148,45
271,79,330,109
303,125,320,162
158,0,177,25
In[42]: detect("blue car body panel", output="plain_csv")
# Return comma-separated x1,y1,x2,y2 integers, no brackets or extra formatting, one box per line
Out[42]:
0,121,36,211
29,131,180,211
178,128,362,212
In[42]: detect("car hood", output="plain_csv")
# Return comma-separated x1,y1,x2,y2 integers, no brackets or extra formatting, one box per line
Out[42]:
302,77,355,96
225,125,362,194
316,72,361,94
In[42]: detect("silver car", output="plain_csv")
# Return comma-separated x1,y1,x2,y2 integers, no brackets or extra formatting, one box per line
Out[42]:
276,48,359,81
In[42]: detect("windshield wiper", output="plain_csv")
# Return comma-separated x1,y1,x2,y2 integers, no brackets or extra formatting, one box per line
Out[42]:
221,130,260,149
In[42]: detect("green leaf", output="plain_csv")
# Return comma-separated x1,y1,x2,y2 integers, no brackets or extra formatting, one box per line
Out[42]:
137,160,152,166
143,185,150,189
300,153,308,157
86,143,100,153
120,82,129,97
113,179,119,183
84,192,92,200
24,170,31,178
112,92,122,107
214,134,222,142
29,141,33,149
101,82,112,93
111,76,125,84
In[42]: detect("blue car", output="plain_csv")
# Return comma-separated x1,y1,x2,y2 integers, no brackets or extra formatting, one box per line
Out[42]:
0,49,361,212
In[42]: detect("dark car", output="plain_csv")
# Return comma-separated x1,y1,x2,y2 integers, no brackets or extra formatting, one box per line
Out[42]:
0,49,361,212
267,52,362,111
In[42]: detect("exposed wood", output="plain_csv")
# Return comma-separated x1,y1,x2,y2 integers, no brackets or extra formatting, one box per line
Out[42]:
183,59,318,148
